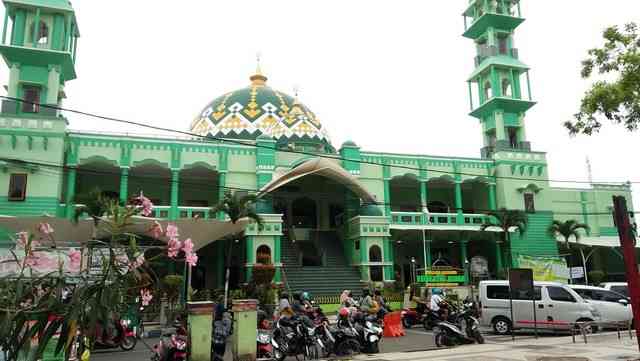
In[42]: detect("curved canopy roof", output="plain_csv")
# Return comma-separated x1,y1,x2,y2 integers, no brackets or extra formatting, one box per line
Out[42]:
258,157,377,204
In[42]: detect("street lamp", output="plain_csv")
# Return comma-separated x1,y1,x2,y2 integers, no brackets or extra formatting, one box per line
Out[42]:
411,257,416,284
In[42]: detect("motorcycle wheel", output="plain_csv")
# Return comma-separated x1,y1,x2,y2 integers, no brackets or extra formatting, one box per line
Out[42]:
273,349,286,361
120,335,137,351
402,317,412,329
334,340,357,356
473,329,485,344
367,341,380,354
423,318,434,331
434,331,449,348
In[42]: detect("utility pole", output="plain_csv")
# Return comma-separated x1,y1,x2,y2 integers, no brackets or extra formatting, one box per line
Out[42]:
612,196,640,350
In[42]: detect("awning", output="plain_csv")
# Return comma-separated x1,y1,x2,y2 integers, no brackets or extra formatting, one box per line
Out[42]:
258,157,377,204
0,216,249,251
557,236,640,249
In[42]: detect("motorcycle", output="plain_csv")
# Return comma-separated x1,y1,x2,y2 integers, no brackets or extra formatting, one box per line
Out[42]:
401,307,441,331
89,319,137,351
271,316,322,361
352,313,383,354
433,302,484,347
320,322,361,357
256,309,273,360
151,324,188,361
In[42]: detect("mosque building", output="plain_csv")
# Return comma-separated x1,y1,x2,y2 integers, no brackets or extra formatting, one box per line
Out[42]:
0,0,634,295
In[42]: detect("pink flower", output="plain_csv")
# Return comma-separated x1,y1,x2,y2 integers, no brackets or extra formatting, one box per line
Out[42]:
16,232,29,248
167,238,182,259
165,224,179,239
149,221,163,239
24,253,40,267
182,238,194,254
68,249,82,272
37,223,54,235
135,192,154,217
130,253,145,270
140,289,153,306
185,252,198,268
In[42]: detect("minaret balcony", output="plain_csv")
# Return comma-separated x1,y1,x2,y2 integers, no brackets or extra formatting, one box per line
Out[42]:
470,97,535,119
463,0,524,40
0,44,77,81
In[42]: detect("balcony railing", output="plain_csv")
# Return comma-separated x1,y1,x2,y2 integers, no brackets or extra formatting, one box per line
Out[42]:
390,212,490,227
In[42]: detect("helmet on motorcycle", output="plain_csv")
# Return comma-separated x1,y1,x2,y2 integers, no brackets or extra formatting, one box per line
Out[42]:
302,291,310,301
339,307,350,318
432,288,442,295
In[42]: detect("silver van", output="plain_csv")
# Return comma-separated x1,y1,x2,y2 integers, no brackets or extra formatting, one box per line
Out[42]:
479,280,601,335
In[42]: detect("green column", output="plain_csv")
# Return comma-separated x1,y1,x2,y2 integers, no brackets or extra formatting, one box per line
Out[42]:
245,236,254,282
170,170,179,220
119,167,129,204
11,9,25,46
383,238,393,281
460,240,469,284
420,181,428,212
426,240,432,269
383,179,391,216
454,181,463,224
495,239,504,276
52,14,64,50
2,12,8,45
274,235,282,283
32,9,40,47
488,183,497,210
359,239,368,281
232,300,258,361
65,168,77,219
526,71,532,100
490,66,500,97
217,172,227,220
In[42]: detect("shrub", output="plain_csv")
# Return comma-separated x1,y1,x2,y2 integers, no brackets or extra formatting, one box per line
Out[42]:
588,270,606,285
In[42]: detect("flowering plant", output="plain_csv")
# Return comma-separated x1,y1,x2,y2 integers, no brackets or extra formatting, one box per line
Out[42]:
0,189,197,361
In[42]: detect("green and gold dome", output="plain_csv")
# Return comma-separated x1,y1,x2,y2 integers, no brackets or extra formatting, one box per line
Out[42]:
191,69,334,152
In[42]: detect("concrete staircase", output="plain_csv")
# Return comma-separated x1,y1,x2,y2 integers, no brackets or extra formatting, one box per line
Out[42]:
280,230,363,297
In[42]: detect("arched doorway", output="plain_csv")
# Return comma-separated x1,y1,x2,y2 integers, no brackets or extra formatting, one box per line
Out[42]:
256,245,272,264
390,174,421,212
369,245,383,282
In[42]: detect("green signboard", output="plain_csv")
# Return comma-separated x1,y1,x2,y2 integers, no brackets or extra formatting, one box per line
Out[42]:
417,268,465,286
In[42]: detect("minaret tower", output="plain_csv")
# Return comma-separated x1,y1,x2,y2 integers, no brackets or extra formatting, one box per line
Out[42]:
0,0,79,217
0,0,79,116
463,0,535,159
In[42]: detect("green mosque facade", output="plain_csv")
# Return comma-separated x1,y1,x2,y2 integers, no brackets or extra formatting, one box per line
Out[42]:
0,0,635,294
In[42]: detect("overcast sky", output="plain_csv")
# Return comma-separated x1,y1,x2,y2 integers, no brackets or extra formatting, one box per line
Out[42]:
2,1,639,210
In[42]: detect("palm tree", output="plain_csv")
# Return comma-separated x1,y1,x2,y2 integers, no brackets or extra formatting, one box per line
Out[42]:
548,219,591,283
73,187,113,239
480,208,528,273
212,191,264,306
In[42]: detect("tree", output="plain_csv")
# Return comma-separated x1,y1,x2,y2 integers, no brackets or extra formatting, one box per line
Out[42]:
480,208,528,271
565,23,640,135
212,191,263,307
547,219,591,284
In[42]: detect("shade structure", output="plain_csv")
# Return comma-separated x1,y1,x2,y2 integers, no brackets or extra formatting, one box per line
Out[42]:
556,236,640,249
258,157,377,204
0,215,250,251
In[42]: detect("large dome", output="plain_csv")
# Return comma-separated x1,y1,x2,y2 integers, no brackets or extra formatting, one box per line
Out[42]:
191,71,333,152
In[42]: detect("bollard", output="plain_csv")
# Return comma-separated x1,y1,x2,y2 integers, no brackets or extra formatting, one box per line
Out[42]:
187,301,215,361
232,299,258,361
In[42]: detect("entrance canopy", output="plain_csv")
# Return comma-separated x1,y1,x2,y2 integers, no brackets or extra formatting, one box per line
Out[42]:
258,157,377,204
0,216,249,251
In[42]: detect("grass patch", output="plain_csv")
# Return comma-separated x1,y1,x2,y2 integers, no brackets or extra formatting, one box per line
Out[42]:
319,301,404,315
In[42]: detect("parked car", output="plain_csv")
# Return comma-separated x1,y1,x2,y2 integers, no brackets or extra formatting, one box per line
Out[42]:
600,282,629,298
569,285,632,325
479,280,601,335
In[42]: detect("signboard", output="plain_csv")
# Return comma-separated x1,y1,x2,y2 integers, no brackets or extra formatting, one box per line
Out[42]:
570,267,585,279
508,268,535,299
417,268,465,286
470,256,489,277
516,255,569,283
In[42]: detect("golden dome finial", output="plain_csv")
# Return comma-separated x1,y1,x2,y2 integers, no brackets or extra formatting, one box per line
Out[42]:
250,52,268,86
292,84,301,104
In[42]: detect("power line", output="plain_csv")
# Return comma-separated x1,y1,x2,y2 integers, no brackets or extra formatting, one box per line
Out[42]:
2,157,635,217
1,96,636,186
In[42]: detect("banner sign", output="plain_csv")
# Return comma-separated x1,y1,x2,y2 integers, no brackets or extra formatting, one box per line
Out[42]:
570,267,585,279
516,255,569,283
470,256,489,276
417,268,465,286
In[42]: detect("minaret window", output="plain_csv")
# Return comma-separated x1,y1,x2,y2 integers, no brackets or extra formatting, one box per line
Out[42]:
483,81,493,101
502,79,512,97
508,127,518,148
22,85,41,113
498,36,508,55
8,173,27,201
524,193,535,213
37,21,49,45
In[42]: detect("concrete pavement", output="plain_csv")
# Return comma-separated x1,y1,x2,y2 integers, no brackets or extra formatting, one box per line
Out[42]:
354,332,640,361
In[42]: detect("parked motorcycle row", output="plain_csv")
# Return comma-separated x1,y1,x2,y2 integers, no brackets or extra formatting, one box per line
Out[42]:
402,297,484,347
